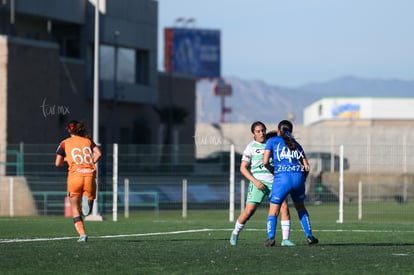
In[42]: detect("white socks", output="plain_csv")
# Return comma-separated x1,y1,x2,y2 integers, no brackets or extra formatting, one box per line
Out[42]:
232,220,290,239
232,220,245,235
281,220,291,240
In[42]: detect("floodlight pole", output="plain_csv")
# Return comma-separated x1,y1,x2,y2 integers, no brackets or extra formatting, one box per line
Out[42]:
89,0,103,221
93,0,99,146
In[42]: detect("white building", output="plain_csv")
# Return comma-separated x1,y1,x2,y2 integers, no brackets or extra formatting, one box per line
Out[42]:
303,97,414,126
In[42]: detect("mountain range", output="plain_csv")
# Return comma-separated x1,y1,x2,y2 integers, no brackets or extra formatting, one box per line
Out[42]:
196,75,414,125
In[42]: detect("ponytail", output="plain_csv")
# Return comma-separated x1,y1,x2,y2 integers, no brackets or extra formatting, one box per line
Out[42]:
278,120,297,151
68,120,90,138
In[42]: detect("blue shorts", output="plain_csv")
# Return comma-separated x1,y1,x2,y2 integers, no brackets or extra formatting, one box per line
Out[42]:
269,172,306,204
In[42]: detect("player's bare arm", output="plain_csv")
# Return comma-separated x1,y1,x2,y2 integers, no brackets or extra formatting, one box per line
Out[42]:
240,160,265,190
55,154,65,167
93,146,102,163
301,157,310,179
302,157,310,171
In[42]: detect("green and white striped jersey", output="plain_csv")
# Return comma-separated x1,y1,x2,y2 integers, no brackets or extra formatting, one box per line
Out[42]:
241,140,273,184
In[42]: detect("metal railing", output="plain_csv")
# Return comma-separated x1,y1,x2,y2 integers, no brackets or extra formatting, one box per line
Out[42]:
0,149,24,176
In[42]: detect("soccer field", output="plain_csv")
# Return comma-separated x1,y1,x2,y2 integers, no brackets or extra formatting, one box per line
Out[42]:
0,206,413,274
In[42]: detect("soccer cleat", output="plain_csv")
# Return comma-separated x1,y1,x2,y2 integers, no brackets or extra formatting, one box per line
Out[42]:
77,235,88,242
264,238,276,247
307,236,319,245
81,196,91,216
281,239,296,246
229,233,238,246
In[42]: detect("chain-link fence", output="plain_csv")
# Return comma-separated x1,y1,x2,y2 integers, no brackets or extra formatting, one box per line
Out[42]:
1,143,413,222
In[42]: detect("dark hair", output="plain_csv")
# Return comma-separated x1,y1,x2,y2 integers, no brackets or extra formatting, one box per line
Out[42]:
67,120,90,138
250,121,266,133
278,120,297,150
265,130,278,140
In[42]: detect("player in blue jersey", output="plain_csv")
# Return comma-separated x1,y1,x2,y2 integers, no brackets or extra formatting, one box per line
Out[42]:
230,121,295,246
263,120,318,246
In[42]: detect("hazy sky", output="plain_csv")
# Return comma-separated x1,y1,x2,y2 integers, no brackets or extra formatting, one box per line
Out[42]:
157,0,414,87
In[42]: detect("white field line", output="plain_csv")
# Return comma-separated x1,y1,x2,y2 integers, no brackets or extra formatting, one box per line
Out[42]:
1,228,414,244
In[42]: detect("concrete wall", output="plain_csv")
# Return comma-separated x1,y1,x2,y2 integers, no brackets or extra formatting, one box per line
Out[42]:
0,177,38,216
195,123,414,170
322,173,414,202
196,122,414,201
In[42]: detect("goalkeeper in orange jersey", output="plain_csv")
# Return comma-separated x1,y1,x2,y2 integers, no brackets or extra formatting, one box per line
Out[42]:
55,120,102,242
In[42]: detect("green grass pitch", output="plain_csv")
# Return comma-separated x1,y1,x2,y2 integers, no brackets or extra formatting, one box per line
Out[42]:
0,203,413,274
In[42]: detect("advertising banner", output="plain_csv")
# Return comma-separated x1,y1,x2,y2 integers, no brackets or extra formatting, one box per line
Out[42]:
164,27,221,78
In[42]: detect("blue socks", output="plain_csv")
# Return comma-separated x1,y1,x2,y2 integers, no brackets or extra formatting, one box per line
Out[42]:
267,209,313,240
298,209,312,237
266,216,277,240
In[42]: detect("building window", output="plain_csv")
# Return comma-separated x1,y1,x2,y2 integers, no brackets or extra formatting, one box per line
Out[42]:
136,49,149,85
100,45,114,81
61,36,80,58
117,47,135,83
100,45,136,84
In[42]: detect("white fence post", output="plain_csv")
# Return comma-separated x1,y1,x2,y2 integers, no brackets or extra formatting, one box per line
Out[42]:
9,177,14,217
182,178,187,218
358,181,362,220
229,144,235,222
240,179,245,213
112,143,118,222
124,178,129,218
337,145,344,224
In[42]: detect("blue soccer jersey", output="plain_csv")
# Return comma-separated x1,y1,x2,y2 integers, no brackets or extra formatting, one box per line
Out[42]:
264,136,305,174
265,136,307,204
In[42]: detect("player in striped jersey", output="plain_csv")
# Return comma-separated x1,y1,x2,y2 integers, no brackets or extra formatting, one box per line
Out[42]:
230,121,295,246
55,120,102,242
